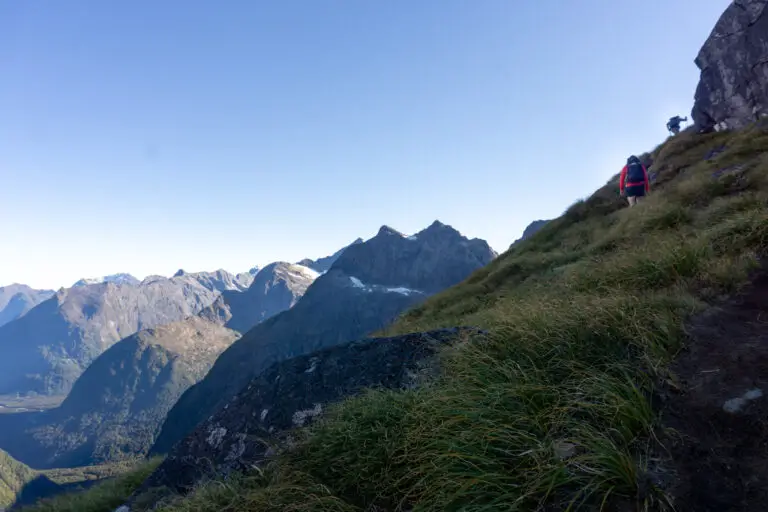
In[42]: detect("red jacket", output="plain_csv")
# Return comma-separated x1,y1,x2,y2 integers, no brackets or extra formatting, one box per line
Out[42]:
619,164,649,193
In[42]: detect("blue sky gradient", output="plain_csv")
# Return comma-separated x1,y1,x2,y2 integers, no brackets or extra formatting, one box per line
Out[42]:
1,1,728,289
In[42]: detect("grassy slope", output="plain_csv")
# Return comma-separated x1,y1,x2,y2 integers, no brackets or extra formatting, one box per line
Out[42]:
26,125,768,511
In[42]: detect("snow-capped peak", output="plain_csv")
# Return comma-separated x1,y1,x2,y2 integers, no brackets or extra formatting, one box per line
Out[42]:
72,273,139,288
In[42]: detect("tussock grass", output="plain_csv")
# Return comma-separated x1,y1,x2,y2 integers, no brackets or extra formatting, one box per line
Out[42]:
36,126,768,511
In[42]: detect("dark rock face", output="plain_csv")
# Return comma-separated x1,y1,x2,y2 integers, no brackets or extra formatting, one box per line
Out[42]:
200,263,318,334
0,285,54,328
691,0,768,131
140,328,481,496
510,220,550,248
151,221,495,455
0,275,226,396
297,238,364,273
0,317,238,469
333,221,496,295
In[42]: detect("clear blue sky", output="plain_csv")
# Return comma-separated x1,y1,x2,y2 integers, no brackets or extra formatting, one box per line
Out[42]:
1,0,728,289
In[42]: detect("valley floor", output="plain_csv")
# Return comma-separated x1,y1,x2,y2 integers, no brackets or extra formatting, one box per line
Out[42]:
0,397,64,415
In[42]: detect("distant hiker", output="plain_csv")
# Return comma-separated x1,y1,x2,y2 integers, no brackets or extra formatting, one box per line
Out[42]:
619,155,649,207
667,115,688,135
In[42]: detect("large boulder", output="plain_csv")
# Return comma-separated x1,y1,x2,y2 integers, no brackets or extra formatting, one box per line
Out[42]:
692,0,768,131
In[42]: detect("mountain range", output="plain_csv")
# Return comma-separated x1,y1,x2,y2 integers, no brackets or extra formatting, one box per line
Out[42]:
152,221,496,455
0,272,235,396
0,263,323,468
0,285,54,328
0,221,495,474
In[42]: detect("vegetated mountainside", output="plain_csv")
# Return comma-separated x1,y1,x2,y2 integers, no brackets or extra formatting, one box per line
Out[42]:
0,317,239,470
10,320,237,469
111,127,768,512
0,285,54,328
0,274,227,397
297,238,364,273
199,262,318,334
692,0,768,131
0,449,59,510
151,221,496,455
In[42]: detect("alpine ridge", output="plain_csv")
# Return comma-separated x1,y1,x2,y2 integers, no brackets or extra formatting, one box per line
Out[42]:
151,221,496,455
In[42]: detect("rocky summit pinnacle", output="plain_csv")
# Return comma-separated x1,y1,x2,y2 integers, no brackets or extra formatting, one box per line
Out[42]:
692,0,768,131
151,221,496,455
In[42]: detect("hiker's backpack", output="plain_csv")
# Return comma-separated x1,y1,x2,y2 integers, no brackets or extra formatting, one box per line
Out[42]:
626,159,645,184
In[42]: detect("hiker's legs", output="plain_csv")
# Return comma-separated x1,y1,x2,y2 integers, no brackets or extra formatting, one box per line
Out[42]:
627,196,637,207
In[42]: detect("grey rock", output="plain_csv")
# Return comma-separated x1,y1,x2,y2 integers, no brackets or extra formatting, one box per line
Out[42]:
151,220,496,455
691,0,768,131
0,274,227,396
722,387,764,413
0,317,239,468
0,284,54,328
139,327,483,496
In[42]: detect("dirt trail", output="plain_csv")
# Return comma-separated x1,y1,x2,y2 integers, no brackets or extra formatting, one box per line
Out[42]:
663,275,768,511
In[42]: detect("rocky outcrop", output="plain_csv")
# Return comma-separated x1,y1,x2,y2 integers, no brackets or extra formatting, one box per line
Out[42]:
0,284,53,328
137,328,483,498
510,220,550,248
151,221,496,455
200,263,318,334
0,317,239,469
297,238,364,273
692,0,768,131
0,274,227,396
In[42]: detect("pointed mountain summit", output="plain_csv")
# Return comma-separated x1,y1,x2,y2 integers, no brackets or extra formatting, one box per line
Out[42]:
152,221,495,454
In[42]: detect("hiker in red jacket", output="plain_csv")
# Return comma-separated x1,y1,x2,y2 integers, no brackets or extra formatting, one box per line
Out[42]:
619,155,650,207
